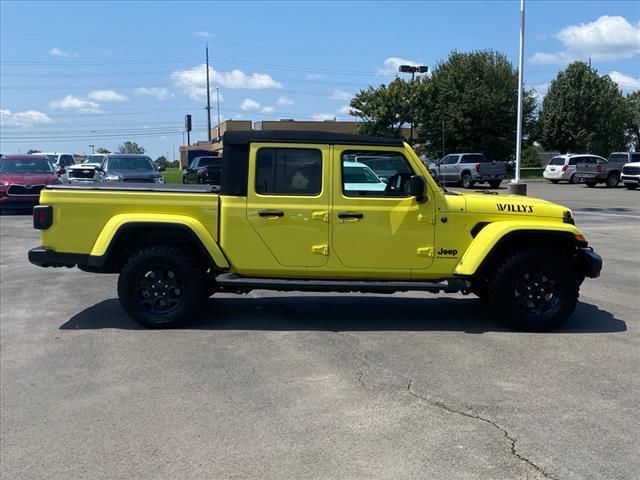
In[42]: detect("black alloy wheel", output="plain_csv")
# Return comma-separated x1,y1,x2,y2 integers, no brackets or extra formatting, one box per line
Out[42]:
512,268,560,316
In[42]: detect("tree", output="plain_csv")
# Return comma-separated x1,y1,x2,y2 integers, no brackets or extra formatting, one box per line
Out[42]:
349,77,423,139
154,156,170,169
95,147,111,154
417,50,537,160
117,141,145,154
624,91,640,151
26,149,41,154
539,62,627,157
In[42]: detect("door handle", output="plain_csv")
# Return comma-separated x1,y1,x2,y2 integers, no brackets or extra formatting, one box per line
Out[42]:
337,211,364,219
258,210,284,217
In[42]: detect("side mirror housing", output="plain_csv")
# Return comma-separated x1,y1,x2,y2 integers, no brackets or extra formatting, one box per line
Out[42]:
409,175,427,202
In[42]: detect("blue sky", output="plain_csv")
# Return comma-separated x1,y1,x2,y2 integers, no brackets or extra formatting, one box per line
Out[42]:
1,1,638,159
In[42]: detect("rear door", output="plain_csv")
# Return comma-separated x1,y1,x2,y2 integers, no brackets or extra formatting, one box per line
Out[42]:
247,144,330,267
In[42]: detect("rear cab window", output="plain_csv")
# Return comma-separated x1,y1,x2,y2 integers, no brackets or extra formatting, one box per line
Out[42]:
608,153,629,162
255,148,322,196
461,154,488,164
549,157,566,166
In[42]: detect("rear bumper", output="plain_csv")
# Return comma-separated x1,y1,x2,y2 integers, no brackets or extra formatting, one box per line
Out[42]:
28,247,92,268
576,173,605,181
577,247,602,279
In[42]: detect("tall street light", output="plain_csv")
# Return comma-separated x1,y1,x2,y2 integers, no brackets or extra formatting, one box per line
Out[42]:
398,65,428,142
89,144,95,155
509,0,527,196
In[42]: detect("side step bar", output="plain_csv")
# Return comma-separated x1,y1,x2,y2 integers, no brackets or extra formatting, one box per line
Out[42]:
215,273,470,294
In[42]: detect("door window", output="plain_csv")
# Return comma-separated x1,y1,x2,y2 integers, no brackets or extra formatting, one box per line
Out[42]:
341,150,414,197
440,155,459,165
255,148,322,196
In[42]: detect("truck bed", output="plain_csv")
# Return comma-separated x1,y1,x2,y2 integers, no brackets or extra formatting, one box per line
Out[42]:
46,183,219,193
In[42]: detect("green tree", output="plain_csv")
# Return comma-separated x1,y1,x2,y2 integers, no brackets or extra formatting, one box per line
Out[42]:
154,156,170,169
117,141,145,154
26,149,41,154
95,147,111,154
625,91,640,151
417,50,537,160
349,77,423,139
539,62,627,156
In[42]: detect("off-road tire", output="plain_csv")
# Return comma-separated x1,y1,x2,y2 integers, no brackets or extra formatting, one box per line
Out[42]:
461,173,474,189
488,180,502,189
625,183,638,190
489,248,579,332
470,279,489,302
605,173,620,188
585,181,597,188
118,245,206,328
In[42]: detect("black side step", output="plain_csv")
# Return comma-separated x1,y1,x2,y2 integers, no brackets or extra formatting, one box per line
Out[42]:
215,273,469,294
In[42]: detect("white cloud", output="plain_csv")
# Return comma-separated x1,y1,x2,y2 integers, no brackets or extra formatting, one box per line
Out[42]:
87,90,128,102
49,95,101,113
0,109,53,127
171,64,282,101
261,106,275,113
531,83,550,103
336,105,355,116
276,96,294,106
134,87,174,100
240,98,260,111
377,57,426,76
306,73,323,80
312,113,336,121
193,31,214,38
608,71,640,93
531,16,640,64
329,89,352,101
49,47,78,58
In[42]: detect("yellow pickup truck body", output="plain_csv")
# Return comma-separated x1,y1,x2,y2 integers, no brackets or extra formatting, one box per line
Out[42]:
29,131,601,331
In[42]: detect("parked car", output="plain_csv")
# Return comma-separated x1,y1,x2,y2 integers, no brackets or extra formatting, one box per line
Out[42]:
543,154,601,184
33,152,76,183
342,161,387,193
621,160,640,190
67,154,107,184
0,155,62,212
182,156,222,185
428,153,506,189
102,154,165,184
29,130,601,332
575,152,639,188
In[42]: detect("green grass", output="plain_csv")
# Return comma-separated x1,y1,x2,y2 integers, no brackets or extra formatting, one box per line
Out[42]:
506,167,544,180
162,168,182,184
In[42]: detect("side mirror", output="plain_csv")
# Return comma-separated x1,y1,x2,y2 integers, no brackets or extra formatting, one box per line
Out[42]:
380,177,388,184
56,168,65,175
409,175,427,202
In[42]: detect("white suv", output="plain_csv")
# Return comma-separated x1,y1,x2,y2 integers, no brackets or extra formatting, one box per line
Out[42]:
543,154,605,184
621,159,640,190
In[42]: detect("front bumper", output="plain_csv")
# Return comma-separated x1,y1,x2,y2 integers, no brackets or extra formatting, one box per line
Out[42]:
621,175,640,185
577,247,602,279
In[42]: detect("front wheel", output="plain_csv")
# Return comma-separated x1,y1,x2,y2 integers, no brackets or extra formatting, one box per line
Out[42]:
489,248,579,332
461,173,474,189
488,180,502,189
118,245,206,328
605,174,620,188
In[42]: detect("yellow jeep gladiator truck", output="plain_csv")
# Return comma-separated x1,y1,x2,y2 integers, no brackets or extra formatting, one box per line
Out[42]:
29,131,602,331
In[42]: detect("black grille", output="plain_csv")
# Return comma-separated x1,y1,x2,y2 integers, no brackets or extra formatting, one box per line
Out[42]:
122,178,153,183
69,169,96,179
8,184,44,195
622,166,640,175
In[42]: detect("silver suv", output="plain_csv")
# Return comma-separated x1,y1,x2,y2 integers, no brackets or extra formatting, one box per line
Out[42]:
543,154,605,184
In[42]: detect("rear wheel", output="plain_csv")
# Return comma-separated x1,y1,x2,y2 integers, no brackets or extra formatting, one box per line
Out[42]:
117,245,206,328
461,173,474,189
569,173,579,184
605,173,620,188
489,248,579,332
585,181,597,188
488,180,502,189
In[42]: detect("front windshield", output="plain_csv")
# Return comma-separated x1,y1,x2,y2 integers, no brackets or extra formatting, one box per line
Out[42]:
0,159,54,173
107,156,154,171
83,155,104,164
344,166,381,183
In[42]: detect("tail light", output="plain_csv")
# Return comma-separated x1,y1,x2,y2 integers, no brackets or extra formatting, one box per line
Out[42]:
562,165,568,172
33,205,53,230
596,164,602,173
475,164,481,172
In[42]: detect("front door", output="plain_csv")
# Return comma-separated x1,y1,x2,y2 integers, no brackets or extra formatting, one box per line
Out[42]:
332,147,436,272
247,144,330,267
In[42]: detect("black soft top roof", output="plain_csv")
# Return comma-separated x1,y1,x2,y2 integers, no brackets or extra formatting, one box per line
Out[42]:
223,130,404,147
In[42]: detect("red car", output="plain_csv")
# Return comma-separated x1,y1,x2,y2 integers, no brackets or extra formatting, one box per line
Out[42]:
0,155,62,212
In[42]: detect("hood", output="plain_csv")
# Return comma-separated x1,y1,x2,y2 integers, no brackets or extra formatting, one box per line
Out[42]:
107,169,159,179
458,191,569,220
0,172,60,185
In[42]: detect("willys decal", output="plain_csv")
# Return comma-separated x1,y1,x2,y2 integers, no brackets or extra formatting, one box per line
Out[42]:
497,203,534,213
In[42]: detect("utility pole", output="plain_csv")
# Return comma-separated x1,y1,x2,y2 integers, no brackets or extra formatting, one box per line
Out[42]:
216,86,221,140
509,0,527,196
206,43,212,142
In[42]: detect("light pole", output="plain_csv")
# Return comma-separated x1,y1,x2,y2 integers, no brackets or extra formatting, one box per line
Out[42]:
89,144,95,155
216,86,221,140
398,65,428,143
509,0,527,196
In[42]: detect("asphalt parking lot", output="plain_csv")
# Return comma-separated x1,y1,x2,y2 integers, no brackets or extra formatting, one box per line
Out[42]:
1,182,638,480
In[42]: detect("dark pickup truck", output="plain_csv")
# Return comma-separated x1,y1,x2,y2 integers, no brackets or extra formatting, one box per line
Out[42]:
182,156,222,185
576,152,640,188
